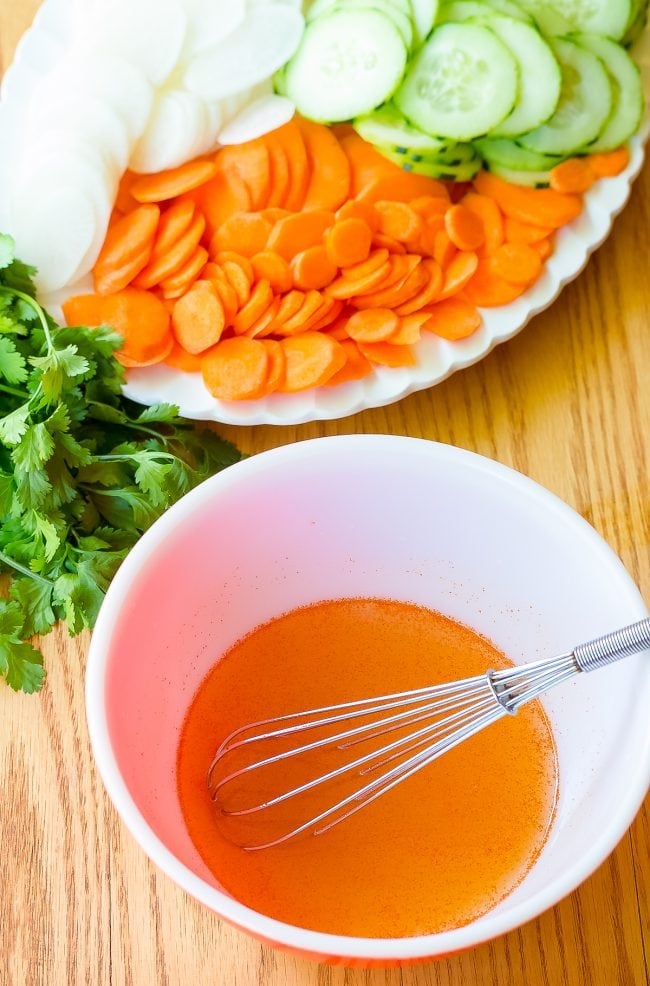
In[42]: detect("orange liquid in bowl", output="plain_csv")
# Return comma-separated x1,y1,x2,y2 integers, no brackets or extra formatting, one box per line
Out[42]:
177,599,557,938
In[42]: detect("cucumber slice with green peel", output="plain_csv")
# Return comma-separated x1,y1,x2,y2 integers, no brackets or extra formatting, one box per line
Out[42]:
514,0,631,40
479,17,562,138
308,0,415,50
518,39,612,156
284,10,408,122
571,34,644,151
438,0,531,24
395,23,519,141
380,145,482,179
354,105,455,154
410,0,439,46
389,141,478,165
474,138,564,171
487,163,551,188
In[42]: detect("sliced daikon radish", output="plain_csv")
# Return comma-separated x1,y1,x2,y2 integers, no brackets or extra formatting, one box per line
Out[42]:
130,88,213,173
182,0,246,55
191,97,223,158
184,6,304,101
218,93,295,144
79,0,187,86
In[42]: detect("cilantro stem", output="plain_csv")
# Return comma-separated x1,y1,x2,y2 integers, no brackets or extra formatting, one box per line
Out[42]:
0,382,29,399
0,550,54,587
0,286,53,347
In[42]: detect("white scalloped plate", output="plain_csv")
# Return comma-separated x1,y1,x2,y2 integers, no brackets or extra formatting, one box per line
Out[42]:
3,1,650,425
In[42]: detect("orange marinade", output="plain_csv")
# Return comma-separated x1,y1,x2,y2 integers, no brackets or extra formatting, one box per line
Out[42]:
177,599,557,938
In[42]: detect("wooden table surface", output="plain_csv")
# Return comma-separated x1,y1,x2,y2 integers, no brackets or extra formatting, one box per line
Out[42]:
1,5,648,984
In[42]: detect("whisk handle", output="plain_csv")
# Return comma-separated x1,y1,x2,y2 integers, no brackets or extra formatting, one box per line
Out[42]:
573,617,650,673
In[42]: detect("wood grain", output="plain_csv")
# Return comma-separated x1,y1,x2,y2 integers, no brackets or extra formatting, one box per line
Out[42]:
1,5,648,984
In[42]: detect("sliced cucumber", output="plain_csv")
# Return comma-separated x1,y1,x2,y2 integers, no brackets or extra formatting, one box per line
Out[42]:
438,1,531,24
354,105,454,153
572,33,644,151
487,162,551,187
410,0,439,46
383,147,482,180
480,16,562,138
389,141,478,165
514,0,631,40
518,39,612,156
481,0,534,19
284,10,408,122
474,137,563,171
395,23,518,141
308,0,415,50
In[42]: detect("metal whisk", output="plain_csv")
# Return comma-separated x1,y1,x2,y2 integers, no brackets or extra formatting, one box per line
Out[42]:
208,618,650,850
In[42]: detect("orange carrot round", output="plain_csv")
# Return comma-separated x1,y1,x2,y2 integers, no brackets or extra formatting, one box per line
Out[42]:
172,282,226,354
357,341,416,367
325,339,373,386
251,251,293,293
433,229,457,268
389,312,431,345
422,298,482,340
210,212,272,258
276,290,306,325
131,160,218,203
222,260,252,307
93,204,160,295
461,192,504,255
335,199,379,232
325,218,373,268
214,252,254,283
245,297,282,339
278,290,326,336
444,204,485,251
164,341,203,373
291,246,338,290
503,217,553,245
233,279,274,334
549,158,595,194
395,259,443,315
266,210,335,260
463,259,528,307
473,171,582,229
372,233,408,255
588,146,630,178
201,337,269,400
280,332,346,391
160,246,209,299
261,338,286,391
62,288,172,366
374,201,423,244
439,251,480,300
488,242,543,285
326,259,392,300
346,308,399,343
134,213,206,289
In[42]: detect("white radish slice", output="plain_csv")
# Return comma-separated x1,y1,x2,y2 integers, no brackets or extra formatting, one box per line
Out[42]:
79,0,187,86
218,93,295,144
182,0,246,55
191,97,223,158
129,88,213,173
25,92,132,175
183,6,304,101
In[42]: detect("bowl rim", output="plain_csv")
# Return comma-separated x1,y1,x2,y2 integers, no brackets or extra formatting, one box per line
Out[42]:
85,435,650,962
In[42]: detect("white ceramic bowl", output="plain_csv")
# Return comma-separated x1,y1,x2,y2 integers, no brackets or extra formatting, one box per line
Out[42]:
85,436,650,965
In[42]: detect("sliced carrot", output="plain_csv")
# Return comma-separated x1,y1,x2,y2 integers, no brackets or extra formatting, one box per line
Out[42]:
358,253,420,295
503,216,553,244
191,171,251,237
335,199,379,232
266,210,335,260
261,338,286,392
372,233,408,255
299,118,351,211
444,203,485,251
172,281,225,354
215,141,271,210
309,298,344,333
202,337,269,400
410,196,449,220
325,339,373,386
131,160,217,203
164,340,203,372
339,132,398,198
394,259,443,315
417,224,442,258
207,275,239,325
358,174,449,205
272,120,310,212
266,139,291,208
439,251,480,300
327,259,392,300
232,279,274,335
222,260,252,307
421,297,482,340
149,200,196,259
328,314,352,341
117,338,174,368
487,242,543,285
291,245,338,290
325,218,373,268
374,201,423,244
261,207,291,224
357,341,416,367
345,307,399,343
277,290,326,336
463,259,528,307
214,252,254,283
462,192,504,255
532,237,554,260
433,229,457,268
114,171,139,214
280,332,346,391
353,259,428,310
342,248,389,280
588,146,630,178
133,212,206,289
473,171,582,228
93,204,160,295
160,246,209,298
549,157,595,194
388,312,430,345
210,212,272,258
245,297,282,339
251,251,293,293
62,288,172,366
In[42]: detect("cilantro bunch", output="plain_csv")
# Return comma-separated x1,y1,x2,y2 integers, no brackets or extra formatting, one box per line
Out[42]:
0,234,241,693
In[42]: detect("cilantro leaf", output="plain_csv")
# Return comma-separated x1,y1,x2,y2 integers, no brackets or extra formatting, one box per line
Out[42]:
0,600,46,693
0,337,28,384
10,578,56,637
0,234,15,270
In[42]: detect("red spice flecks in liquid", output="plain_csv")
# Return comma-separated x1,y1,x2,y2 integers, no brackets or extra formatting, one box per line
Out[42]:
177,599,557,938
